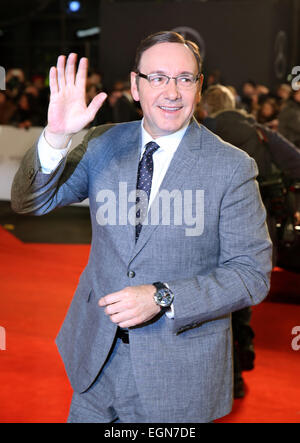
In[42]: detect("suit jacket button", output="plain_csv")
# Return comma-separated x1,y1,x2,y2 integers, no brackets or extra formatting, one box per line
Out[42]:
127,270,135,278
28,168,35,179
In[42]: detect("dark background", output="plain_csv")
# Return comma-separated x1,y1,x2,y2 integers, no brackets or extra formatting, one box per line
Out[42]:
0,0,299,93
100,0,295,91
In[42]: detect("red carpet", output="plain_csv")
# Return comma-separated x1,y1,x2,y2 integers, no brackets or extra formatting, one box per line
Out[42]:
0,226,299,423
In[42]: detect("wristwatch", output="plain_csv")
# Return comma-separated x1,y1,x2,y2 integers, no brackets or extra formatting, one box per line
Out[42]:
153,282,174,308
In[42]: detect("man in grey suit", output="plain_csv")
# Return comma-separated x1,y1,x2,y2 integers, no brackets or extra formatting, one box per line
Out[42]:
11,31,272,423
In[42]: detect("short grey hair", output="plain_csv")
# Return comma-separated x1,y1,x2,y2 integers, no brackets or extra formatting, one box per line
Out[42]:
201,85,236,116
133,31,202,74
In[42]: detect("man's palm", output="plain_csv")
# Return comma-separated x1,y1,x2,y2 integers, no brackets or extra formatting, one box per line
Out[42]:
47,53,107,136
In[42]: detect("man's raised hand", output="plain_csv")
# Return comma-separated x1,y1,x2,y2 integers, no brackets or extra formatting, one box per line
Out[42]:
45,53,107,149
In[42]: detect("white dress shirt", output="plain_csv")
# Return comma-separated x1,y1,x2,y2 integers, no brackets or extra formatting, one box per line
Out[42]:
139,120,188,209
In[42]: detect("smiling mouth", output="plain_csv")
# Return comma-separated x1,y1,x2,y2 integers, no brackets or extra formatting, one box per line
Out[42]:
158,105,183,112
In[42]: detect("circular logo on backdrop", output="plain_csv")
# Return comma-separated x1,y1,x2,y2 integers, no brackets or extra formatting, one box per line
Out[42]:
172,26,206,60
274,30,288,80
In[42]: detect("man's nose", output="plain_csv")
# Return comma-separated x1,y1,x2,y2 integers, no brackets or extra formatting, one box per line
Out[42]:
164,78,181,100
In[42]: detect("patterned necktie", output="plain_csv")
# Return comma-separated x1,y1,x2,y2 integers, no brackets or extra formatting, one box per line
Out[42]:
135,141,160,241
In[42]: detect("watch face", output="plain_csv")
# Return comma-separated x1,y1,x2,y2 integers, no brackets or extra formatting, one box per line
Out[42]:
156,288,173,307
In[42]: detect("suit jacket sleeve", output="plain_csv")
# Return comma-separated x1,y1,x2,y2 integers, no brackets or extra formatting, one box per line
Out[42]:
167,155,273,333
11,125,112,215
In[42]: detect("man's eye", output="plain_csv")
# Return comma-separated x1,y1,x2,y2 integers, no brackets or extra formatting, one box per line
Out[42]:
150,76,165,84
178,76,193,84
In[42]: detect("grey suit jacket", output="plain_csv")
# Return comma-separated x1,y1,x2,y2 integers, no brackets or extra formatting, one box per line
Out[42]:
11,118,272,422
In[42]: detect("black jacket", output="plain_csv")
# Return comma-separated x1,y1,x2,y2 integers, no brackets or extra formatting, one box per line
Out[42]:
203,110,300,181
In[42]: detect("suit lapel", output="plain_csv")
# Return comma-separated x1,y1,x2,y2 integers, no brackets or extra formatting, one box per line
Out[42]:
125,130,142,245
109,123,141,253
129,118,203,262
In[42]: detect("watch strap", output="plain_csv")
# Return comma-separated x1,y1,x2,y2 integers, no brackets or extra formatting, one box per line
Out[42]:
153,281,168,291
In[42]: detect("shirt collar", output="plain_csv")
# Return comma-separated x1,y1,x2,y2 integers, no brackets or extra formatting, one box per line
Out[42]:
140,119,189,156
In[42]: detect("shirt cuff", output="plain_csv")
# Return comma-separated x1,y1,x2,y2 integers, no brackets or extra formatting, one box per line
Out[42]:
164,283,174,319
165,303,174,319
38,129,71,174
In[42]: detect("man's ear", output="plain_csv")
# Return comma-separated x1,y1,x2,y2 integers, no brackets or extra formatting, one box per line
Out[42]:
130,71,140,102
196,74,204,104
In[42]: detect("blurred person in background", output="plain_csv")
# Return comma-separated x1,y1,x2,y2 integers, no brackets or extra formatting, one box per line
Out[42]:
87,71,103,90
240,79,257,114
0,91,17,125
201,84,300,398
88,84,122,126
226,85,242,109
278,86,300,149
256,97,279,130
276,83,292,107
112,79,142,123
30,74,50,124
5,68,26,99
10,92,42,129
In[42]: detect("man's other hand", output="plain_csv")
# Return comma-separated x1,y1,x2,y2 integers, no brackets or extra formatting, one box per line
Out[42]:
99,285,161,328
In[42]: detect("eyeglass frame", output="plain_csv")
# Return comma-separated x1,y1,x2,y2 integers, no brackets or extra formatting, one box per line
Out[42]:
136,71,202,89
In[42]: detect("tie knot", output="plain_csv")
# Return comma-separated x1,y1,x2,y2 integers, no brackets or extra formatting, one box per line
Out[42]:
144,141,160,157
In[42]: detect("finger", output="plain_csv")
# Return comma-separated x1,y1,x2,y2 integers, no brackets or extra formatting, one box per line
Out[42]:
75,57,88,89
57,55,66,90
99,290,122,307
118,309,158,328
86,92,107,120
118,316,143,328
65,53,77,86
109,309,137,325
118,320,135,328
49,67,58,95
105,301,123,316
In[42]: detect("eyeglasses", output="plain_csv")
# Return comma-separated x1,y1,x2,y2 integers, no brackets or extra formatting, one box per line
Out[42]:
137,72,201,90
